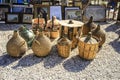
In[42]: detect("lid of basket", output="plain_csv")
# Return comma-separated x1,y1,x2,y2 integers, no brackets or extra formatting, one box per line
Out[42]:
59,20,84,27
79,32,98,44
47,16,60,26
32,18,45,24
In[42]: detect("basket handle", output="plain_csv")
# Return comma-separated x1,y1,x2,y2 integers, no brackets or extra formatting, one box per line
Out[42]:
8,34,12,39
19,41,26,48
34,39,40,46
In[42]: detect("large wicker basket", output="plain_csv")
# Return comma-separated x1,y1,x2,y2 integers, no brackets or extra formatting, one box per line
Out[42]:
78,33,99,60
57,37,71,58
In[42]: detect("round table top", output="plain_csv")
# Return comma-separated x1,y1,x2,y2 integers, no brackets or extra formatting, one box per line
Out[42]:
59,20,84,27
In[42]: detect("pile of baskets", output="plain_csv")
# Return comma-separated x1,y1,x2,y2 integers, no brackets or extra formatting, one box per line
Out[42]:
6,16,106,60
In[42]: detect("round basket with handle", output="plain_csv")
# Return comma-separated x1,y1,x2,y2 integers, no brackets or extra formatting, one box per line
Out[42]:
46,16,61,39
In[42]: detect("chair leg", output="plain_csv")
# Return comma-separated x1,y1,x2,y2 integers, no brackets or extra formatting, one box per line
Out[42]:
108,10,110,19
113,11,116,20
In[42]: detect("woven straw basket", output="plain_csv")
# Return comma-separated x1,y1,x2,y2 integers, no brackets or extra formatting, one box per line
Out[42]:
50,30,60,39
57,37,71,58
78,33,99,60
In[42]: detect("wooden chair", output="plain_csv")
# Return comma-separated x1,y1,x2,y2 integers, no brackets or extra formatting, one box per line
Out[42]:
107,0,118,20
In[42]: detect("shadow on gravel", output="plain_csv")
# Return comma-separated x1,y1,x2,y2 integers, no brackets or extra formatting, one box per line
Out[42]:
43,46,64,69
12,53,43,69
95,21,111,25
63,55,92,72
105,22,120,53
13,46,64,69
0,52,19,67
109,38,120,53
105,23,120,34
0,24,31,31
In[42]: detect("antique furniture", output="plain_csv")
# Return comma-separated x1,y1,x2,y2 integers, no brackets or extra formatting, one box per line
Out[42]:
117,5,120,23
59,20,84,49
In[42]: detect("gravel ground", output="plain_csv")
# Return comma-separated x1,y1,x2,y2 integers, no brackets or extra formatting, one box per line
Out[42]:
0,22,120,80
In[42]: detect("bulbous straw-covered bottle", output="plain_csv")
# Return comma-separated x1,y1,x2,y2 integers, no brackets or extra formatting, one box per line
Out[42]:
82,16,97,35
6,30,27,57
92,24,106,48
31,31,52,57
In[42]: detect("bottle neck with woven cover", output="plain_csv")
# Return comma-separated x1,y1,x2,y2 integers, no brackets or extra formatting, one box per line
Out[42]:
83,16,97,35
84,32,92,43
13,30,19,38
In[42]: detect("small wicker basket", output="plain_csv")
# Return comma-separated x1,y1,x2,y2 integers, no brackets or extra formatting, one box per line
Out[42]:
57,37,71,58
47,16,61,39
50,30,60,39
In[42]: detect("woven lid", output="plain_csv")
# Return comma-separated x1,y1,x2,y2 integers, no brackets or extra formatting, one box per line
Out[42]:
59,20,83,27
79,32,98,44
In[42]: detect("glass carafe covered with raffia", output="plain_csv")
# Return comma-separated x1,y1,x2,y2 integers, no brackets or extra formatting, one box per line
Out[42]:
31,31,52,57
6,30,27,57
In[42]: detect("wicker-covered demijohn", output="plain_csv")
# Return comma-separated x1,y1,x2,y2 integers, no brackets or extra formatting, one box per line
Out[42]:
92,24,106,48
32,32,52,57
57,37,71,58
6,30,27,57
82,16,97,35
78,32,99,60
